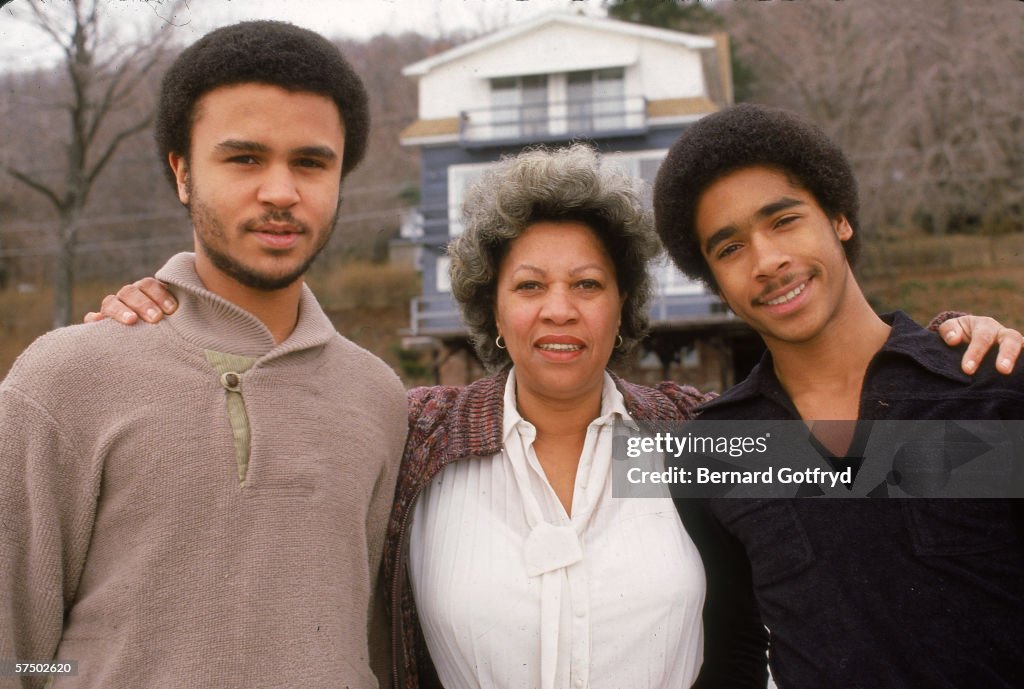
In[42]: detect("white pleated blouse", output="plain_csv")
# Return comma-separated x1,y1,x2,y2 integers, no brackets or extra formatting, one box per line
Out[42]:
408,370,706,689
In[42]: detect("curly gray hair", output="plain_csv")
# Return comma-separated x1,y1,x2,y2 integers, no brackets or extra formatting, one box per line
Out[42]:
448,143,661,370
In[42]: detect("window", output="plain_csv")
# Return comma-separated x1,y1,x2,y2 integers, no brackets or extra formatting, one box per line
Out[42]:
651,253,705,296
435,256,451,293
567,68,625,133
604,150,707,297
490,75,548,139
447,162,497,236
603,148,661,205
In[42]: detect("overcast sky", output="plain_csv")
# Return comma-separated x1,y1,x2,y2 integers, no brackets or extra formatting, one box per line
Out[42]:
0,0,607,73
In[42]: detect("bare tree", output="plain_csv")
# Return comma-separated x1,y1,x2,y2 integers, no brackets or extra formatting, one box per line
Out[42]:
721,0,1024,237
5,0,181,327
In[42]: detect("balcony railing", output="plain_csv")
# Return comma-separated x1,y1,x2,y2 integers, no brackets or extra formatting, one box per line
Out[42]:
459,95,648,146
410,293,464,336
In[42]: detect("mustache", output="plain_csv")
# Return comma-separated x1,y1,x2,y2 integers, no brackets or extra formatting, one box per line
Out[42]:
241,210,310,233
752,269,818,305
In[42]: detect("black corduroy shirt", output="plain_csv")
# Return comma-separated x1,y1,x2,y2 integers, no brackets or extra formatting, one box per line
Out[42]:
693,312,1024,689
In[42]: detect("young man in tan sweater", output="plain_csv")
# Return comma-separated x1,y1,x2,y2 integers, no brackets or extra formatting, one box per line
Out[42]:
0,21,407,688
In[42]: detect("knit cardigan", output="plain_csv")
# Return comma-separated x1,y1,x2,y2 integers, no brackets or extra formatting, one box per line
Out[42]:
384,369,770,689
0,253,408,689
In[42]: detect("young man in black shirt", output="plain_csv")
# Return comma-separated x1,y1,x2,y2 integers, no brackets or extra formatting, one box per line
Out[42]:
654,103,1024,688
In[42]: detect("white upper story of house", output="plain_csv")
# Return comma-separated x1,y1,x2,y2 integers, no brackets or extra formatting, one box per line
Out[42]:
400,12,730,147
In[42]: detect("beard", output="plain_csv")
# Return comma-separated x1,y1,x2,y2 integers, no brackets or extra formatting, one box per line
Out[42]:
186,176,340,292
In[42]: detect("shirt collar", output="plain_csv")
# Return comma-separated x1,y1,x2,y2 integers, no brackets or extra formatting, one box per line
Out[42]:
700,310,970,414
881,311,972,383
502,368,630,444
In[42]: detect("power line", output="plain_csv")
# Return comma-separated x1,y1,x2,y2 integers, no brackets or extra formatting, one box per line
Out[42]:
0,199,414,235
0,234,191,259
0,210,189,235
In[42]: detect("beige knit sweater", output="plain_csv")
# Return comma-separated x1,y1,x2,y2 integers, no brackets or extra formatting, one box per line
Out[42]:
0,253,407,688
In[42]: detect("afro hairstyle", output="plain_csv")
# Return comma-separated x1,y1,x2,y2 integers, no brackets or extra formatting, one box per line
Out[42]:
155,20,370,188
653,103,860,291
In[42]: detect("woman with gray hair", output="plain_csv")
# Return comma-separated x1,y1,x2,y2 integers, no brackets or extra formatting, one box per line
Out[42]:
385,143,761,689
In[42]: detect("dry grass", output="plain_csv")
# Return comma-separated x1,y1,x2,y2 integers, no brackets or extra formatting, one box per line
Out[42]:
306,260,420,310
0,263,423,382
0,280,131,378
859,234,1024,331
862,266,1024,331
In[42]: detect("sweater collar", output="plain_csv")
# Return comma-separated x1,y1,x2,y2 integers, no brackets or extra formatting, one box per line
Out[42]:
155,252,337,363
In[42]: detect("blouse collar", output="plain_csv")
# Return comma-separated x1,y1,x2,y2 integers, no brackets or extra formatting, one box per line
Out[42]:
501,368,630,444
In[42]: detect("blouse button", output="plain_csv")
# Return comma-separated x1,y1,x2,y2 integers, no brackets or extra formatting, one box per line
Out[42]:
574,679,584,688
221,372,242,391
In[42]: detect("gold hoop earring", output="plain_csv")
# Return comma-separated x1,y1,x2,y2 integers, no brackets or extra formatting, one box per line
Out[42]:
495,334,507,350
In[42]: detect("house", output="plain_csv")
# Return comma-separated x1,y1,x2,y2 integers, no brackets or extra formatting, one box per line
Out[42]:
399,11,760,387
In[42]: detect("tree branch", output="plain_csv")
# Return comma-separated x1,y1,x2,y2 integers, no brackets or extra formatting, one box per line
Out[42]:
26,0,72,54
7,166,65,212
84,115,154,190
